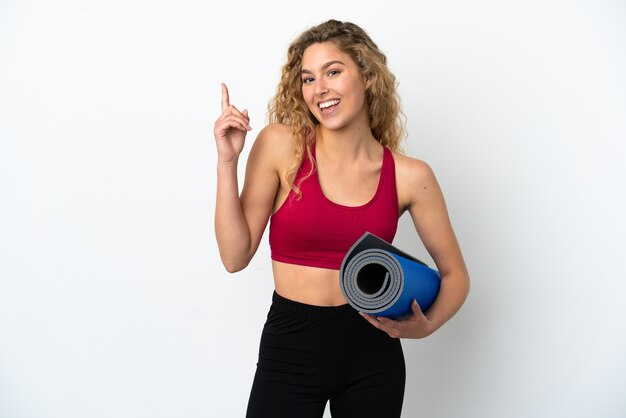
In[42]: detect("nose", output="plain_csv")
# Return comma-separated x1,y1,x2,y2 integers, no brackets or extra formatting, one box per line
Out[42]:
314,77,328,97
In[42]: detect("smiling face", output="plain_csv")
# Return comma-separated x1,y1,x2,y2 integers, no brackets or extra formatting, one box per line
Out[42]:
300,42,371,132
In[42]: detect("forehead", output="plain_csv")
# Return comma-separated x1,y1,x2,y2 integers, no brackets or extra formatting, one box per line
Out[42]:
301,42,354,70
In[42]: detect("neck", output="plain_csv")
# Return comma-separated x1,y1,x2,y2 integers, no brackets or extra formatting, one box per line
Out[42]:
315,118,379,163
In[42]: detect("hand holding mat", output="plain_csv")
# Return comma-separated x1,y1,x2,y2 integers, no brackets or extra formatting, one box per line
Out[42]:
339,232,441,319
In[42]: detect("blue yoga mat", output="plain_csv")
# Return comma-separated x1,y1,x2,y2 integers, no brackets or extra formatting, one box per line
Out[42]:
339,232,441,319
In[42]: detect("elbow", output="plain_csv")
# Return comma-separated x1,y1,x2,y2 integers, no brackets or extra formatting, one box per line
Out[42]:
224,263,247,274
460,272,471,302
216,242,253,273
221,257,250,274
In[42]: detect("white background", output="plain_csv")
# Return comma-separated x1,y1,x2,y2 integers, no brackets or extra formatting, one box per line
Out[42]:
1,1,625,417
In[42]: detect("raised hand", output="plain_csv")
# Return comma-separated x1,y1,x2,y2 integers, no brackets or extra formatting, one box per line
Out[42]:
213,83,251,163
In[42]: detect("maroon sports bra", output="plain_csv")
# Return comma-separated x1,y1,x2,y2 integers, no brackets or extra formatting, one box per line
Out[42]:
269,143,399,270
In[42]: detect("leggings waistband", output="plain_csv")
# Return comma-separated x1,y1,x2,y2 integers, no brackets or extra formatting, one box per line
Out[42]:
271,291,355,319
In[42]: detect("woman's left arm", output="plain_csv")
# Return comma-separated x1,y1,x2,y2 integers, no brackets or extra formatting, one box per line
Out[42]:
360,158,470,339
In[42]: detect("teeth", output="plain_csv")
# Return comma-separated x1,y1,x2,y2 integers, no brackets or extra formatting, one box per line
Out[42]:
319,99,340,109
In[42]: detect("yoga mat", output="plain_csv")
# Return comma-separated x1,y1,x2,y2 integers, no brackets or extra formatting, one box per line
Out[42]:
340,232,441,318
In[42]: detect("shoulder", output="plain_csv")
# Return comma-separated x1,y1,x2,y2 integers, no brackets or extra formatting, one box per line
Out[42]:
391,151,440,211
251,123,295,151
391,151,437,185
247,123,298,175
256,122,293,140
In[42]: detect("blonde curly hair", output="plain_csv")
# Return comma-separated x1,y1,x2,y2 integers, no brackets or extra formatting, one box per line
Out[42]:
268,19,407,198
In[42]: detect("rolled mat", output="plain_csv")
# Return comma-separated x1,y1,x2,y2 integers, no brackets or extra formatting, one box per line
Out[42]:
340,232,441,318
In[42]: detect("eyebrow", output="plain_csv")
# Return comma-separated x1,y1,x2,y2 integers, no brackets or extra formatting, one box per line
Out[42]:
301,60,345,75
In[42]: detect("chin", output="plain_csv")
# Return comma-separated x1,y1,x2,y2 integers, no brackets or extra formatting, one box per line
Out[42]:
315,113,348,129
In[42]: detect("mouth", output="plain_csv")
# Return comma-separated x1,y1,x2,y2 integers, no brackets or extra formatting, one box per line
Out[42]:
318,99,341,114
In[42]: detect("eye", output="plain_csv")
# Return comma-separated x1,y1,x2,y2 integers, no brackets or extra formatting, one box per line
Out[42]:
328,69,341,77
302,76,314,84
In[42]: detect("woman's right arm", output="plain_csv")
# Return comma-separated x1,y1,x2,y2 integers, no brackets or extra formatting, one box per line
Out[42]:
213,84,284,272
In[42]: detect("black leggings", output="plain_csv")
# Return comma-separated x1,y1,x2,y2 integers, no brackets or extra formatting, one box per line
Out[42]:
246,291,405,418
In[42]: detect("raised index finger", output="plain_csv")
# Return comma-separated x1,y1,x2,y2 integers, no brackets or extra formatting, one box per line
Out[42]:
221,83,230,112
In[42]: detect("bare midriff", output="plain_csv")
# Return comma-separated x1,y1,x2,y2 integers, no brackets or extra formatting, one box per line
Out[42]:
272,260,349,306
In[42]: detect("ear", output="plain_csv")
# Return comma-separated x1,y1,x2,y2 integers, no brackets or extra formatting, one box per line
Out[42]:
364,75,372,90
363,72,373,90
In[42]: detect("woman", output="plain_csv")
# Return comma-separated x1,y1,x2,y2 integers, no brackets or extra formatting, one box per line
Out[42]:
214,19,469,418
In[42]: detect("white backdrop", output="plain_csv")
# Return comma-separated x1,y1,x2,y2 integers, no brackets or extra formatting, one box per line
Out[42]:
1,1,625,417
